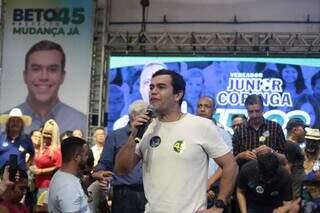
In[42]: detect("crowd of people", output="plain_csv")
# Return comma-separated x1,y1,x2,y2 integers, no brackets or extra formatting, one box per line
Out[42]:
0,69,319,213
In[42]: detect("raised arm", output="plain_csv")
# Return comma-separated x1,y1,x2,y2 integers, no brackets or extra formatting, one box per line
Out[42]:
114,134,141,175
114,113,150,175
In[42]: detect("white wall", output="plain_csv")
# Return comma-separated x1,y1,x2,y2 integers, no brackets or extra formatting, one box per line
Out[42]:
105,0,320,32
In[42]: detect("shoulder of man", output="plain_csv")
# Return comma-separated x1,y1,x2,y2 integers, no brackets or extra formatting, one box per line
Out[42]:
264,118,282,128
58,102,86,118
190,113,214,125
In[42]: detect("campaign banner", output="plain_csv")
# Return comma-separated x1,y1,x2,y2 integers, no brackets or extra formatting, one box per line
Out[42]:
0,0,93,134
106,56,320,133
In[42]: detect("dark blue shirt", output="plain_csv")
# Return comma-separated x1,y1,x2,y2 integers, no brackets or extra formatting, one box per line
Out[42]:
95,124,143,186
0,131,35,171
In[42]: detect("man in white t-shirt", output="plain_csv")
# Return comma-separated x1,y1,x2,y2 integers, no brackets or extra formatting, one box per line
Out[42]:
48,136,111,213
115,69,239,213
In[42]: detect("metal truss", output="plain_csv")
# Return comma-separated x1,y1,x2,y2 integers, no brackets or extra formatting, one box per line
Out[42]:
87,6,108,142
106,31,320,55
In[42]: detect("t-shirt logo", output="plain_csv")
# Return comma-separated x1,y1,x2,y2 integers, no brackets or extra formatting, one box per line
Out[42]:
150,136,161,148
256,186,264,194
173,140,185,153
18,145,25,152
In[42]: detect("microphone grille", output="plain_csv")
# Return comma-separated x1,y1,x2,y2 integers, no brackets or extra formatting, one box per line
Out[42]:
146,105,155,118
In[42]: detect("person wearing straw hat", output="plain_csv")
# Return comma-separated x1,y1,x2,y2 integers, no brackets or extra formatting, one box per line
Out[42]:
303,128,320,179
302,128,320,212
0,108,35,171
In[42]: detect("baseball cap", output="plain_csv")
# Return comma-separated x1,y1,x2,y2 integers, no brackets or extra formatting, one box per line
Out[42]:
286,118,307,132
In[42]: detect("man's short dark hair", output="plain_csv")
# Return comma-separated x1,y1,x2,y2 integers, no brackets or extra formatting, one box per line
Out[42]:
311,71,320,89
244,94,264,110
286,118,306,133
25,40,66,71
61,136,86,163
257,153,279,181
152,69,186,105
29,129,38,137
231,114,247,122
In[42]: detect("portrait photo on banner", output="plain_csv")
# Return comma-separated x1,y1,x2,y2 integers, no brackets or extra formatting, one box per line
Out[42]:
0,0,93,135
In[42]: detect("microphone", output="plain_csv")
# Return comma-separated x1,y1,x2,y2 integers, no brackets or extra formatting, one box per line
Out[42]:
134,106,154,143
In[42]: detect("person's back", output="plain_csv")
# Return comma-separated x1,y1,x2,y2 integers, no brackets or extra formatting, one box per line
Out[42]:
238,160,291,207
237,153,293,213
48,170,89,213
47,136,92,213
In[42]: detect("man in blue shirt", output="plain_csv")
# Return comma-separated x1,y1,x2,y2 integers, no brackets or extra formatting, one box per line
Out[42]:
91,100,148,213
196,96,233,209
0,108,35,171
11,40,86,134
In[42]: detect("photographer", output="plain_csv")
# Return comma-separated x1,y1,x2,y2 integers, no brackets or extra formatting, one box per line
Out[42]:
0,166,15,196
0,166,28,213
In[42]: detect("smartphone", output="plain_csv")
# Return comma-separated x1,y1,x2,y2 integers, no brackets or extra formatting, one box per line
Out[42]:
300,180,320,213
8,154,18,182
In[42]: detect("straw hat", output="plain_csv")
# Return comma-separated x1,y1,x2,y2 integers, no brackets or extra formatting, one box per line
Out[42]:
305,127,320,141
0,108,32,127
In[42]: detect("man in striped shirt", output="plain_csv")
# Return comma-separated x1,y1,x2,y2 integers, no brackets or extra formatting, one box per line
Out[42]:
232,94,287,168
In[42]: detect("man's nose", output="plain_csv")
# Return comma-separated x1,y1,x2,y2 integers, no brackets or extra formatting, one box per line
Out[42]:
199,106,205,111
39,70,49,80
150,87,158,94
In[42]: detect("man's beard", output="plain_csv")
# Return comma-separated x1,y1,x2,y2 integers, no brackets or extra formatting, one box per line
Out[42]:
77,161,87,176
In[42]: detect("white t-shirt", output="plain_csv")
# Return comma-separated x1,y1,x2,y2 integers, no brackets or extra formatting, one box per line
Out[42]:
48,170,90,213
208,127,233,178
136,113,230,213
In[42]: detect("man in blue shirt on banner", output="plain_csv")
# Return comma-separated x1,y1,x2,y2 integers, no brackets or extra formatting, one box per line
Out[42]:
12,40,86,134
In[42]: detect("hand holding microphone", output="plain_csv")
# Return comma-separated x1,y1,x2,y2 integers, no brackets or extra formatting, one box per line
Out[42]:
133,106,154,143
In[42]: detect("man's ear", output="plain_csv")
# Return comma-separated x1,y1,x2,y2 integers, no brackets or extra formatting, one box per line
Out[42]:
61,70,66,84
175,91,184,103
23,70,27,84
73,152,80,162
213,108,216,114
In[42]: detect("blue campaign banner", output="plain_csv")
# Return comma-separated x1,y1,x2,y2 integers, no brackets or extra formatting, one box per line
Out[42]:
105,56,320,133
